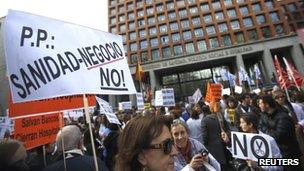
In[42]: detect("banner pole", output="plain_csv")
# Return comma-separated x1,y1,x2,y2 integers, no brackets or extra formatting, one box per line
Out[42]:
43,145,47,167
83,94,99,171
58,112,67,171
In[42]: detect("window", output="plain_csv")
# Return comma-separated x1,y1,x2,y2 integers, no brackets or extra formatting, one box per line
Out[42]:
145,0,153,5
265,1,274,10
177,0,185,7
137,0,143,8
162,47,171,58
222,35,232,46
130,42,137,51
151,50,160,61
187,0,196,5
190,7,198,14
215,12,224,20
183,31,192,40
120,24,126,32
236,0,244,4
129,22,135,30
209,38,219,48
110,27,116,33
146,7,154,15
179,9,187,18
140,40,148,49
137,10,144,17
197,40,207,51
110,17,116,25
186,43,195,54
148,17,156,25
248,29,258,41
129,32,136,40
231,20,240,30
192,17,201,26
235,32,244,43
172,33,181,42
150,38,158,47
194,28,204,37
212,1,221,9
201,3,210,12
218,23,228,32
243,18,253,27
174,45,183,55
161,36,169,45
287,3,297,12
158,14,166,22
119,15,125,22
168,12,176,20
227,9,236,18
110,8,116,15
128,13,135,20
270,12,279,22
261,27,271,38
204,14,213,23
275,24,284,35
149,27,157,35
156,4,164,12
141,52,149,62
118,6,124,13
167,2,175,10
239,6,249,16
138,19,145,27
252,3,261,13
130,54,137,64
256,15,266,24
127,2,134,10
224,0,233,6
206,26,216,35
170,22,179,31
159,25,168,33
121,34,126,42
139,30,146,38
181,20,190,29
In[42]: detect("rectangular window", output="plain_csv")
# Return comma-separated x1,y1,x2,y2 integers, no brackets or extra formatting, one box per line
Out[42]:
120,24,126,32
170,22,179,31
110,17,116,25
209,38,219,48
129,32,136,40
150,38,159,47
127,2,134,10
145,0,153,5
141,52,149,62
172,33,181,42
140,40,148,49
161,36,169,45
183,31,192,40
212,1,221,9
168,12,176,20
235,32,245,43
287,3,297,12
149,27,157,35
119,15,125,22
215,12,224,20
256,15,266,24
201,3,210,12
262,27,271,38
177,0,185,7
186,43,195,54
151,50,160,61
138,19,145,27
239,6,249,16
204,14,213,23
190,7,198,14
197,40,207,51
167,2,175,10
231,20,240,30
181,20,190,29
128,13,135,20
162,47,171,58
265,1,274,10
218,23,228,33
137,0,143,8
194,28,204,37
206,26,216,35
248,29,258,41
158,14,166,22
156,4,164,12
131,54,137,64
270,12,279,22
243,18,253,27
130,43,137,51
179,9,188,18
174,45,183,55
159,25,168,33
222,35,232,46
137,10,144,18
275,24,284,35
227,9,236,18
192,17,201,26
146,7,154,15
252,3,261,13
139,30,146,38
148,17,156,25
224,0,233,6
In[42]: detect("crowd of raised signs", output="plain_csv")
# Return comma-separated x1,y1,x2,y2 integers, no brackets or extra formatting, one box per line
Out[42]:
1,86,304,171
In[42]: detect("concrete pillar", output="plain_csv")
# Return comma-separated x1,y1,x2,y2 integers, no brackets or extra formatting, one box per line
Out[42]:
236,54,245,70
149,70,159,98
109,95,117,110
290,44,304,75
262,49,276,83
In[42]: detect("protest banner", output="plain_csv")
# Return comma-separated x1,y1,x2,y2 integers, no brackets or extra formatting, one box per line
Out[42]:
192,89,202,104
4,10,136,103
95,97,121,125
12,112,62,149
118,101,132,111
205,83,222,102
8,93,95,118
188,96,195,104
155,88,175,107
136,93,144,110
0,117,14,139
231,131,273,161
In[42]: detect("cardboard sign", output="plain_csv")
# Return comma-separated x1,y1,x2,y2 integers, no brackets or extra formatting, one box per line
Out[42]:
136,93,144,110
4,10,136,103
8,94,95,118
155,88,175,107
205,83,222,102
12,112,62,150
192,89,202,104
118,101,132,111
0,117,14,139
231,131,273,161
95,97,121,125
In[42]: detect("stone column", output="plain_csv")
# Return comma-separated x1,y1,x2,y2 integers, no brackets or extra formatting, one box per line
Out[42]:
236,54,245,70
290,44,304,75
262,49,276,83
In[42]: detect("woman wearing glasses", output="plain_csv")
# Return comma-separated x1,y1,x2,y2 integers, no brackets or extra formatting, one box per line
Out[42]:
116,115,177,171
171,121,220,171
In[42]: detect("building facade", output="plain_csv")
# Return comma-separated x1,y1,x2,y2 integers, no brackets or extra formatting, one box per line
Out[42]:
109,0,304,101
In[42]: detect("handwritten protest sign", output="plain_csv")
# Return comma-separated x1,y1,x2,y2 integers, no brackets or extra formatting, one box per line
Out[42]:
192,89,202,104
12,112,62,149
155,88,175,106
95,97,120,125
231,131,273,161
136,93,144,110
4,10,136,103
118,101,132,111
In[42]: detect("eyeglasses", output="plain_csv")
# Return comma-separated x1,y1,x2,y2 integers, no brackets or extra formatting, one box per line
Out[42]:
147,138,173,155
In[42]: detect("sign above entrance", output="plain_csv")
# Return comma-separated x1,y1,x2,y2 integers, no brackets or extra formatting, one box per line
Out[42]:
141,46,253,71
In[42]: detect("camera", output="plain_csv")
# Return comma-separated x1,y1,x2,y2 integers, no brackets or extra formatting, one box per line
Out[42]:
200,148,209,156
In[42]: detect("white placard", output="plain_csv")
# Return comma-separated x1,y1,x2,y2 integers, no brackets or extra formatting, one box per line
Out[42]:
136,93,144,110
118,101,132,110
231,131,273,161
188,96,195,104
63,109,84,119
222,88,231,95
192,89,202,104
0,117,14,139
252,88,261,94
234,85,243,94
154,90,163,107
155,88,175,107
4,10,136,103
95,97,121,125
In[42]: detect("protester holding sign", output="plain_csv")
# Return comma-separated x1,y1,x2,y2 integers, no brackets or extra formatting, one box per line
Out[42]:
171,121,220,171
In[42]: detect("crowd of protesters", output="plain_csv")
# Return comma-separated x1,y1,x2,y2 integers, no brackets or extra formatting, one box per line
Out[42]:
1,85,304,171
